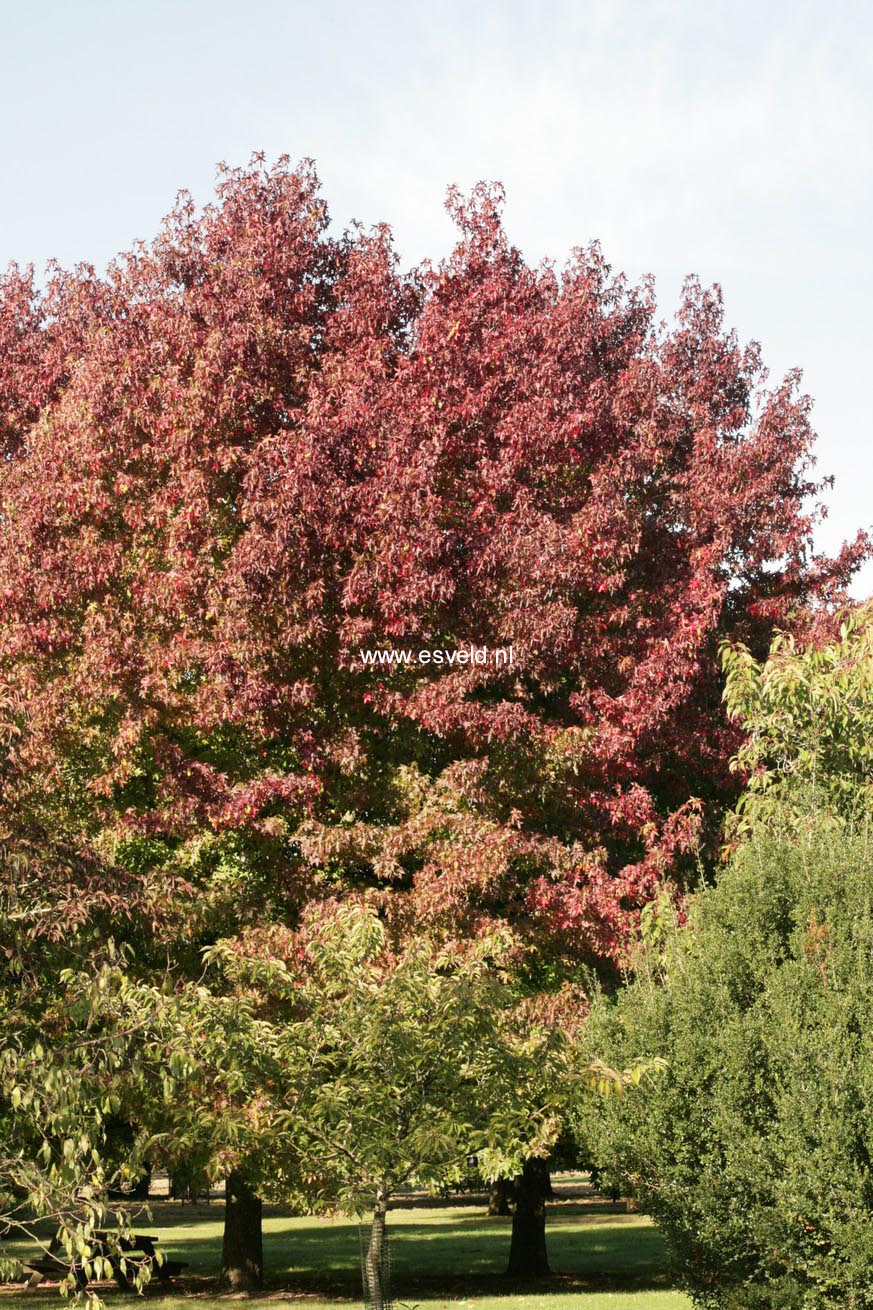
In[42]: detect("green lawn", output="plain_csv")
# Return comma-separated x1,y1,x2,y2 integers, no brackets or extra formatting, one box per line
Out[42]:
2,1198,691,1310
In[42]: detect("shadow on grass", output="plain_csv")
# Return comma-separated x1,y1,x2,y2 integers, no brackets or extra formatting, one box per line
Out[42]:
2,1200,676,1303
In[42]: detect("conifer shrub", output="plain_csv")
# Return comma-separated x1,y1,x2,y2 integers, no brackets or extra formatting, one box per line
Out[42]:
580,825,873,1308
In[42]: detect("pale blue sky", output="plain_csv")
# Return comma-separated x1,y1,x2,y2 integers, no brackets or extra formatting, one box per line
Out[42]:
3,0,871,594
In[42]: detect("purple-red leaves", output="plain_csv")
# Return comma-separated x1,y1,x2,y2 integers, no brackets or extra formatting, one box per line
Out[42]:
0,158,867,968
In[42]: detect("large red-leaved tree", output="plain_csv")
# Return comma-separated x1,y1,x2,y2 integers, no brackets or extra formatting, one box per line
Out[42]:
0,157,866,974
1,153,868,1285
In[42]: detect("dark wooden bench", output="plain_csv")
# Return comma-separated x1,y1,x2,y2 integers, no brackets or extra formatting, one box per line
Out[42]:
22,1231,188,1291
22,1255,88,1291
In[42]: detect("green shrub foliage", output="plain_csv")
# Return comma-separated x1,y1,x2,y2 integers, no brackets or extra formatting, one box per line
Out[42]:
721,604,873,833
581,826,873,1308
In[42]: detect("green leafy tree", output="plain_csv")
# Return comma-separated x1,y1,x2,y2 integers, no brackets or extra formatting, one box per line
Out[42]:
579,611,873,1308
580,826,873,1309
209,900,640,1309
722,604,873,833
210,903,552,1309
0,956,175,1293
0,938,279,1298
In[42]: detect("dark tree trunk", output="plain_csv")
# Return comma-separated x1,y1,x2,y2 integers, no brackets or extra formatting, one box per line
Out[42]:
128,1163,151,1200
362,1189,389,1310
488,1176,514,1216
220,1171,263,1292
506,1157,550,1276
170,1172,194,1202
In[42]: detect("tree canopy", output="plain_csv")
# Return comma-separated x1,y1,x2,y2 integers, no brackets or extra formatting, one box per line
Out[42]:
0,156,864,983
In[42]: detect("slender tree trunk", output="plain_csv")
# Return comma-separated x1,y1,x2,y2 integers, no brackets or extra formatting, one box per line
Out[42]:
506,1157,550,1276
363,1187,389,1310
220,1171,263,1292
488,1176,514,1216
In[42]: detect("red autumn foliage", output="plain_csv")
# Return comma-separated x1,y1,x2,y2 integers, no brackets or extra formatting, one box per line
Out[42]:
0,156,866,967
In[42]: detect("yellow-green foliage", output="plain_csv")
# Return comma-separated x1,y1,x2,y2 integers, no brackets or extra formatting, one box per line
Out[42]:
721,604,873,833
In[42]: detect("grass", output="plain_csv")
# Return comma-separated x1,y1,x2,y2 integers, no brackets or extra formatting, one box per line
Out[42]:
2,1196,692,1310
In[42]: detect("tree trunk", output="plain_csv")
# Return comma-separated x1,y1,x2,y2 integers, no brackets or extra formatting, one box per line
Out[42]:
220,1171,263,1292
362,1188,389,1310
506,1157,550,1276
488,1176,514,1216
129,1163,151,1200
